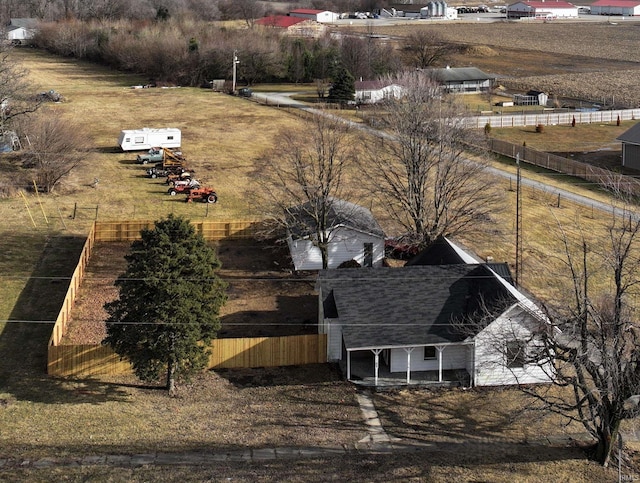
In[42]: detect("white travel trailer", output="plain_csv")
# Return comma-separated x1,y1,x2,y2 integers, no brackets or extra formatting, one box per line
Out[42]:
118,128,181,151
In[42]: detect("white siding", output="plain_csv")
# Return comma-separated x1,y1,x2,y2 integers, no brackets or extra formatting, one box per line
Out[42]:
389,345,468,372
325,320,343,361
473,306,553,386
591,5,640,15
287,226,384,270
7,27,32,41
355,85,405,104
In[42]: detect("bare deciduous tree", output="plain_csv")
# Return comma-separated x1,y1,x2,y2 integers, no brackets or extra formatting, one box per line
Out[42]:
364,70,502,247
523,198,640,467
402,30,456,69
254,114,356,269
22,111,89,192
0,45,42,131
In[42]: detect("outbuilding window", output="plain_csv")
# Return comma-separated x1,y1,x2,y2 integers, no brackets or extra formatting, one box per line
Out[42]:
506,341,526,368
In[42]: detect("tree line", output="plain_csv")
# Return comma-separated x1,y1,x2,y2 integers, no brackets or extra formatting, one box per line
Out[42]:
33,18,405,87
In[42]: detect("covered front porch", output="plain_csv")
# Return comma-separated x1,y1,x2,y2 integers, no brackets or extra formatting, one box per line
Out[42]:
344,346,472,389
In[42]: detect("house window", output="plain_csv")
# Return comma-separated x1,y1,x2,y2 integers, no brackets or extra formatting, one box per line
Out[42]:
424,346,436,360
506,341,526,368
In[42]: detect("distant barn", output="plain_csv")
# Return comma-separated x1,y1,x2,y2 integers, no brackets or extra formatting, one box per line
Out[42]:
506,1,579,19
590,0,640,15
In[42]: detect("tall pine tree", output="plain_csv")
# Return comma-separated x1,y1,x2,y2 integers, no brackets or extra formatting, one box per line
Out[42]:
328,65,355,105
103,215,227,394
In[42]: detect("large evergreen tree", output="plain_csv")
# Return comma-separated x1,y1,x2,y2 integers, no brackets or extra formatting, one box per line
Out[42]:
328,65,355,105
103,215,227,394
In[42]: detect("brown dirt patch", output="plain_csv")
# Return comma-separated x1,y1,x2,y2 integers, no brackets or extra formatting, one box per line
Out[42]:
63,239,317,344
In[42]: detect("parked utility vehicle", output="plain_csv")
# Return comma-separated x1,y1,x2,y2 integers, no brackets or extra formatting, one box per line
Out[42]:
136,147,183,164
168,179,200,195
186,187,218,203
147,164,190,179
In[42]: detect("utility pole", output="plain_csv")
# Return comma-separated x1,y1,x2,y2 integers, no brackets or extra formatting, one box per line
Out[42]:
232,50,239,94
515,152,522,287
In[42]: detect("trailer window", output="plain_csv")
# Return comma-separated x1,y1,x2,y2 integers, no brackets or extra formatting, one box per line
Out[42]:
134,136,145,144
125,137,130,143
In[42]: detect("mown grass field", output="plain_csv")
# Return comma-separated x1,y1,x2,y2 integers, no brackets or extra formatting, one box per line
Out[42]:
0,34,638,480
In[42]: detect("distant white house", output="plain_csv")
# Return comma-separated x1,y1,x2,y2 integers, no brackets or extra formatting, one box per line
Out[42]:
6,18,38,44
354,80,405,104
428,67,495,94
590,0,640,15
286,198,385,270
289,9,340,23
507,0,579,19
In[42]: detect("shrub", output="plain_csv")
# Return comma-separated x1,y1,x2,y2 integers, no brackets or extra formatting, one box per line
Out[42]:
484,122,492,137
535,123,544,133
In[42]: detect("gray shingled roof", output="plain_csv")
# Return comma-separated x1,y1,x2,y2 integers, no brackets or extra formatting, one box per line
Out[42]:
287,198,384,239
8,18,38,29
429,67,495,83
318,265,515,350
617,123,640,145
407,237,514,285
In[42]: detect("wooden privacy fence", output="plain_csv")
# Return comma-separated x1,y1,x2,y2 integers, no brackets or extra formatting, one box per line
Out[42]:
48,219,328,376
49,222,95,346
49,219,259,347
93,219,261,242
48,335,327,377
488,138,640,197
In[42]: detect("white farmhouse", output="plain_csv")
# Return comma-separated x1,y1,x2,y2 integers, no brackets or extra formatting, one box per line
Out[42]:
354,80,405,104
289,9,340,23
317,237,554,387
507,0,579,19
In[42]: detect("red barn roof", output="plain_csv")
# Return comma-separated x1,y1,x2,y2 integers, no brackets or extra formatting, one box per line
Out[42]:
255,15,307,28
591,0,640,6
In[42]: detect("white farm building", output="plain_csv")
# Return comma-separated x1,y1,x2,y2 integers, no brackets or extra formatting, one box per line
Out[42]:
289,9,340,23
590,0,640,15
507,0,579,19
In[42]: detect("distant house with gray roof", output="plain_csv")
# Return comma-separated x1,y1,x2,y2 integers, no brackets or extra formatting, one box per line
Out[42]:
286,198,385,270
6,18,38,44
427,66,495,94
317,237,553,387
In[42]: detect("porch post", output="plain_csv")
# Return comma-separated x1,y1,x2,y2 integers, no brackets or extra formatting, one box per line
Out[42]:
372,349,382,386
436,345,445,382
403,347,415,384
347,350,351,380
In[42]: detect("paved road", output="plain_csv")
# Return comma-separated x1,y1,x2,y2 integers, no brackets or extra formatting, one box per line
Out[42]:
252,91,631,219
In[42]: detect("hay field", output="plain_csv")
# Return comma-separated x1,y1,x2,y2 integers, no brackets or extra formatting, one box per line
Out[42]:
373,21,640,107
